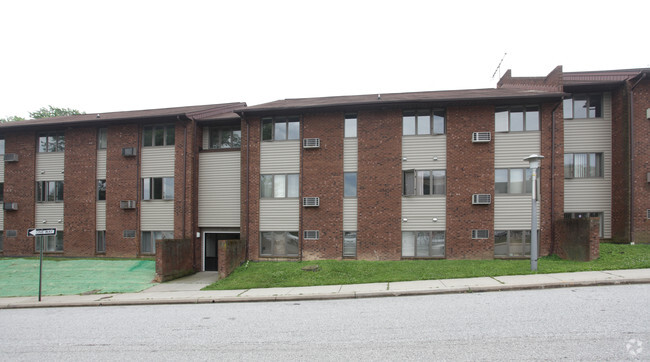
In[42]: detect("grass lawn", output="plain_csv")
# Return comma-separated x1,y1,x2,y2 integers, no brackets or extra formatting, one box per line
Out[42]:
204,243,650,290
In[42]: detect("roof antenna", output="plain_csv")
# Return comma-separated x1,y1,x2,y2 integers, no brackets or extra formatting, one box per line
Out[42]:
492,52,507,79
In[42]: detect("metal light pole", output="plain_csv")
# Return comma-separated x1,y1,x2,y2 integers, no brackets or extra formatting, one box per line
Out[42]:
523,154,544,271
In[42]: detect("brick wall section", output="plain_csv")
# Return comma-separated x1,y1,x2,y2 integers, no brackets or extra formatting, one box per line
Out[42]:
301,111,344,260
631,78,650,243
105,124,140,257
554,218,600,261
154,238,193,282
63,127,97,255
242,116,261,260
540,102,564,256
217,238,246,279
3,130,36,255
356,109,402,260
446,105,494,259
610,86,631,241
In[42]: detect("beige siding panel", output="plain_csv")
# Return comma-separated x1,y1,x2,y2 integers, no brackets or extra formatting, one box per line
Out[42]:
564,179,612,238
198,152,241,228
603,92,612,120
494,132,541,168
0,155,4,183
343,139,358,172
35,203,65,230
140,201,174,230
401,197,446,231
259,199,299,230
36,153,65,181
0,211,3,230
494,195,540,230
343,198,357,230
141,147,175,177
402,135,446,170
202,127,210,150
96,201,106,230
96,150,107,179
260,141,300,174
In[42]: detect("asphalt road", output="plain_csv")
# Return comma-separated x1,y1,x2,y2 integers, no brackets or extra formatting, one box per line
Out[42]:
1,284,648,361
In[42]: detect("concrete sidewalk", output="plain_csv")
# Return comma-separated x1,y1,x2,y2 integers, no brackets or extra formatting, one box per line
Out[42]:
1,269,649,309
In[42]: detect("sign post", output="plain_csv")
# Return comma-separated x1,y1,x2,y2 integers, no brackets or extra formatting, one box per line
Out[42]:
28,228,57,302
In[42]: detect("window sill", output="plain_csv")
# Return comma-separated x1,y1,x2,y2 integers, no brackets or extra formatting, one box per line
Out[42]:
142,199,175,202
261,139,300,142
200,148,241,153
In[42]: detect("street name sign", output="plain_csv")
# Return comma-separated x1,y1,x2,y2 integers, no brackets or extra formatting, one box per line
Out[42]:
27,228,57,237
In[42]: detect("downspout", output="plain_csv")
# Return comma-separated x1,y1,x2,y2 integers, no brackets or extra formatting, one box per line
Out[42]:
550,99,562,254
629,73,646,244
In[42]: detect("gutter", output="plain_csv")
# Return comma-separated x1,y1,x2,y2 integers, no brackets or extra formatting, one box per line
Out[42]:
628,73,647,244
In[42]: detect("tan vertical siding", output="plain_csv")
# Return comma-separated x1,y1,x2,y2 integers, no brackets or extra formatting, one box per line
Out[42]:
96,149,107,179
36,153,65,181
35,203,65,230
401,197,446,231
402,135,446,170
343,139,358,172
141,147,175,177
202,127,210,150
260,141,300,174
96,201,106,230
198,151,241,227
140,200,174,230
343,198,357,230
494,195,540,230
494,132,541,168
259,199,299,230
0,155,4,183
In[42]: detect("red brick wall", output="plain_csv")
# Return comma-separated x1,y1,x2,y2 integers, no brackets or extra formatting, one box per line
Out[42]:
356,109,402,260
540,102,564,256
301,111,344,260
554,217,600,261
63,127,97,255
631,78,650,243
154,238,193,282
446,105,495,259
242,116,261,260
105,124,140,257
217,238,246,279
611,86,631,241
3,130,36,255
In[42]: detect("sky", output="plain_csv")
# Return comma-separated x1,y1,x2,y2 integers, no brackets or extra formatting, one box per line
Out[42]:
1,0,649,119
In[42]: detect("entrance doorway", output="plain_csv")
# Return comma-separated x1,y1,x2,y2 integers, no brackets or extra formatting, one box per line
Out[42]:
204,232,240,271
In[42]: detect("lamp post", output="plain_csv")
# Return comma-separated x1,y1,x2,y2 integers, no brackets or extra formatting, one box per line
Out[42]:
523,154,544,271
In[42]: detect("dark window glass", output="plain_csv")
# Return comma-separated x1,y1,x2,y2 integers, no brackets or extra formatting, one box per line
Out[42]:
262,119,273,140
97,180,106,201
143,127,153,147
165,126,175,146
344,172,357,197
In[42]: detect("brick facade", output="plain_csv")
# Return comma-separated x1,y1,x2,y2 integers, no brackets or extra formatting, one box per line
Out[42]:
631,78,650,243
610,86,630,241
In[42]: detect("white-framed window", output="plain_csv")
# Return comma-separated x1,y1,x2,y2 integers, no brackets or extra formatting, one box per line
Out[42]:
98,128,107,149
209,127,241,149
344,114,357,138
403,170,446,196
35,232,64,252
563,94,602,119
96,230,106,253
260,174,299,198
343,231,357,257
564,212,604,238
495,106,539,132
141,231,173,254
564,153,603,179
36,181,64,202
38,132,65,152
142,177,174,200
97,179,106,201
262,116,300,141
402,231,445,258
494,230,536,257
344,172,357,197
260,231,299,257
495,168,538,195
403,109,445,135
143,125,174,147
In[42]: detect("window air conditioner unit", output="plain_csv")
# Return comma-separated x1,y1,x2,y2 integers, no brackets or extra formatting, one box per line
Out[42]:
472,194,491,205
646,108,650,120
303,197,320,207
303,230,320,240
471,229,489,239
120,200,136,209
3,202,18,211
4,153,18,162
302,138,321,148
122,147,136,157
472,132,491,143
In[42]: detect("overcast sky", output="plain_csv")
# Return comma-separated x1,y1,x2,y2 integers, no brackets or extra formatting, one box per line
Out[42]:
1,0,648,119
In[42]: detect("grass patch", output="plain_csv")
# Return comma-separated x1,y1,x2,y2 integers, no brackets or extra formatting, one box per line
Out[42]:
204,243,650,290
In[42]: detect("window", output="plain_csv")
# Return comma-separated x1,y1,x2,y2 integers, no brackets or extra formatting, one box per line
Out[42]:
97,180,106,201
564,153,603,178
494,230,534,257
209,127,241,149
38,132,65,152
403,170,446,196
262,116,300,141
35,232,64,252
260,231,299,257
344,114,357,138
563,94,602,119
142,177,174,200
96,231,106,253
36,181,64,202
343,231,357,257
98,128,107,149
260,174,299,198
403,109,445,135
495,168,537,194
495,106,539,132
0,138,4,155
402,231,445,257
344,172,357,197
143,125,174,147
564,212,604,238
141,231,173,254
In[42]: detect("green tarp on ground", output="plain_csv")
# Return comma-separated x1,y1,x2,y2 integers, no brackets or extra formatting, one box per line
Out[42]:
0,258,156,297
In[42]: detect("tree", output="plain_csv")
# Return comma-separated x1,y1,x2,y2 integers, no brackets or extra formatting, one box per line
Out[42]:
0,115,26,123
29,105,84,119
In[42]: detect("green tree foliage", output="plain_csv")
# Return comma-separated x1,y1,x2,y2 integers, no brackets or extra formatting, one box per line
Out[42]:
29,105,84,119
0,115,26,123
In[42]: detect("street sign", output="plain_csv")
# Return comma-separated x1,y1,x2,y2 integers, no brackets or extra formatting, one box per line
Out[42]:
27,228,57,237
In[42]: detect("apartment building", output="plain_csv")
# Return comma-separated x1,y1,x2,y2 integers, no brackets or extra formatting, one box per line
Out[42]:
0,66,647,271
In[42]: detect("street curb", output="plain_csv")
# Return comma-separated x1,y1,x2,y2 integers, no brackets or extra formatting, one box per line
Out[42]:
2,277,649,309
